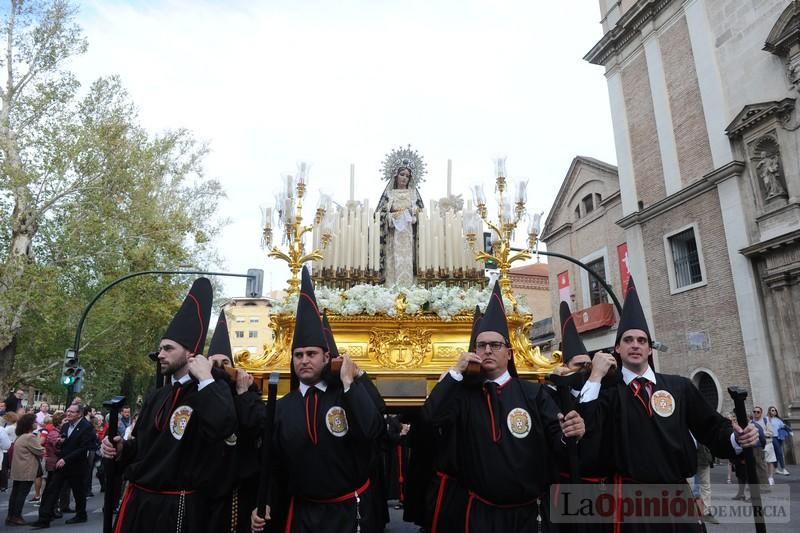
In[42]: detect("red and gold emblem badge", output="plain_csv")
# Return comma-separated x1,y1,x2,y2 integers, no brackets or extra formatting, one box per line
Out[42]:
169,405,193,440
507,407,532,438
651,390,675,417
325,406,349,437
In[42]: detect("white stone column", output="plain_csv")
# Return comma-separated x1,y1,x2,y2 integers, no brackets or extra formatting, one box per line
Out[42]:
606,67,639,216
644,33,682,195
685,0,734,167
716,172,780,407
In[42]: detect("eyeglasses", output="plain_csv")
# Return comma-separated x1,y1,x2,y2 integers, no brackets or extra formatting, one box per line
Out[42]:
753,410,762,414
475,341,507,351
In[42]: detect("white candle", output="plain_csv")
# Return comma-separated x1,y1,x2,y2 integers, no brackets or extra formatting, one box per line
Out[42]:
433,235,440,272
372,210,380,271
445,215,453,274
516,179,527,203
447,159,452,197
349,164,355,202
418,212,427,272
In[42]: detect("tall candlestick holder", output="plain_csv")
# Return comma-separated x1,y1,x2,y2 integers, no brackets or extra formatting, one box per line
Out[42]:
261,165,334,295
466,159,536,310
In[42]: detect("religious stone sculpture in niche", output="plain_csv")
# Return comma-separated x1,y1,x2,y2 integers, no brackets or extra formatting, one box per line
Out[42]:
752,137,788,201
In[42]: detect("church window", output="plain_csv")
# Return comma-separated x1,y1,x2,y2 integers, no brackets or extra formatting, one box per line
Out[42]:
574,205,581,220
586,258,608,306
582,194,595,215
664,224,707,293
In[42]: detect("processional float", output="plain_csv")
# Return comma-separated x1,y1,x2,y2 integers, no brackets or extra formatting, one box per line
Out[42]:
234,147,562,404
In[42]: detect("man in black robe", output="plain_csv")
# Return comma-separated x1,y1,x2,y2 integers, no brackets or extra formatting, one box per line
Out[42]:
422,282,585,532
251,267,384,533
580,276,759,532
546,301,615,532
101,278,237,532
206,310,262,532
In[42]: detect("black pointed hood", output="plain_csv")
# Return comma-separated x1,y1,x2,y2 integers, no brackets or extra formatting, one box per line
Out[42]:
614,276,651,347
559,301,587,364
468,305,482,353
162,277,213,354
476,281,516,377
291,267,327,352
208,311,233,364
322,310,339,358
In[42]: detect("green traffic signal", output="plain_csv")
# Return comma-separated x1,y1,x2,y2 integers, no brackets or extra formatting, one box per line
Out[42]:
62,375,75,386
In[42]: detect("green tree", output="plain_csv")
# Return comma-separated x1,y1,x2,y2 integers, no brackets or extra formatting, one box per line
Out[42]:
0,0,226,401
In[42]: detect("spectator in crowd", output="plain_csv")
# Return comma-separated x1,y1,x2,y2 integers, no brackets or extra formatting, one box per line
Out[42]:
3,390,23,414
0,401,7,417
5,414,44,526
34,403,50,429
0,416,11,492
4,412,19,444
123,413,137,441
767,406,790,476
117,405,132,438
29,415,53,504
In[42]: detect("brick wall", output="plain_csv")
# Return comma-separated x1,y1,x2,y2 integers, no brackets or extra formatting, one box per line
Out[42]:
661,15,714,184
623,52,666,208
640,190,750,414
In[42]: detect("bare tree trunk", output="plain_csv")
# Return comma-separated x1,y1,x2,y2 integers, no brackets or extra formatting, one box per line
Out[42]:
0,336,17,392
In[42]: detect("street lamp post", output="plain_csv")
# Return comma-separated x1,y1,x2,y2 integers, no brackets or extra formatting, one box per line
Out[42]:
67,269,258,403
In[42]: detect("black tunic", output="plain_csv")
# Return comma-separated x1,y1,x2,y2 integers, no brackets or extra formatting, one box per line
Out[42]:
273,377,384,533
206,379,264,533
590,371,737,532
115,379,237,532
423,374,565,532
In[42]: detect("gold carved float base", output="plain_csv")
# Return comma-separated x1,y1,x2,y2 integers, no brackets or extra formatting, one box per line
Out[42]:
236,312,562,406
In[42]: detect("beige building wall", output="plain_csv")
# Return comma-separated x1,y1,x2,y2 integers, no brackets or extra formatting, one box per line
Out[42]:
542,157,626,352
224,298,275,359
587,0,800,452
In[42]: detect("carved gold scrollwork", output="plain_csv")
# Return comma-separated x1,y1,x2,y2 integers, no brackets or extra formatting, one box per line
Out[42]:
509,313,562,372
369,328,432,369
235,314,290,371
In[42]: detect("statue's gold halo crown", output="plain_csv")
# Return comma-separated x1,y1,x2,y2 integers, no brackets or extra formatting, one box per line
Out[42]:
381,144,427,184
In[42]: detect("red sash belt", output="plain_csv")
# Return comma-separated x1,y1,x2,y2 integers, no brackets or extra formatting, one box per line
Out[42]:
284,479,371,533
130,482,195,495
430,471,451,533
464,488,540,533
306,478,371,504
115,483,195,533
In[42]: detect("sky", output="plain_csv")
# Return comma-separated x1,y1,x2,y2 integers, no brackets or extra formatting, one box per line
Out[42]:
70,0,617,299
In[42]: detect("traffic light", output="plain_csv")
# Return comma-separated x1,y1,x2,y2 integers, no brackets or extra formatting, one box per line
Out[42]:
61,349,78,387
246,268,264,298
73,367,86,393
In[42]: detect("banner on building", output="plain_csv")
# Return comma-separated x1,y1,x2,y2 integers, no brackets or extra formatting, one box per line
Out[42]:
558,271,570,303
617,243,630,296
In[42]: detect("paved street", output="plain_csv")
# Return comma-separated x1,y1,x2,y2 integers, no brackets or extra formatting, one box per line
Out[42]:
0,466,795,532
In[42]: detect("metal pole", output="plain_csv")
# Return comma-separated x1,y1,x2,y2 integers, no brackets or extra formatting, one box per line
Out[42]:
531,250,623,315
72,270,254,358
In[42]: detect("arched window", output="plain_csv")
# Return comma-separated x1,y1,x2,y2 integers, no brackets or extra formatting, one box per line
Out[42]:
574,205,581,220
582,194,595,215
693,371,719,410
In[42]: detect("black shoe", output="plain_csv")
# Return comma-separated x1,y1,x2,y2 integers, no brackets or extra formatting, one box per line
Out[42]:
60,508,75,513
65,516,87,524
29,520,50,529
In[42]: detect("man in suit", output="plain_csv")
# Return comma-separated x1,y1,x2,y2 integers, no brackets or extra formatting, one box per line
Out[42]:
31,403,96,528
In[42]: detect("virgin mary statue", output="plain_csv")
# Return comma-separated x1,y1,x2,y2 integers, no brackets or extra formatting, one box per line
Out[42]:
376,145,426,287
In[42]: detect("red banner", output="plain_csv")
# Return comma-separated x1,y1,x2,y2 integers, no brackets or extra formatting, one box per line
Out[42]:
558,271,570,303
617,243,630,296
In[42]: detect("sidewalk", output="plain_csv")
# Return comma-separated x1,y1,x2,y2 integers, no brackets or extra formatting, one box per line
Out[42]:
705,462,796,532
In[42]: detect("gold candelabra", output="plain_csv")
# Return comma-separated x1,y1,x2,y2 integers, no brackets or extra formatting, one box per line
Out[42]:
262,167,333,295
464,158,541,310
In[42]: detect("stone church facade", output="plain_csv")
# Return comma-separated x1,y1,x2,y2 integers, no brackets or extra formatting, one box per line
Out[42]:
556,0,800,458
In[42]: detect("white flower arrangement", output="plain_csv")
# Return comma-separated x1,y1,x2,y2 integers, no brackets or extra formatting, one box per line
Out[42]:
271,281,530,320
